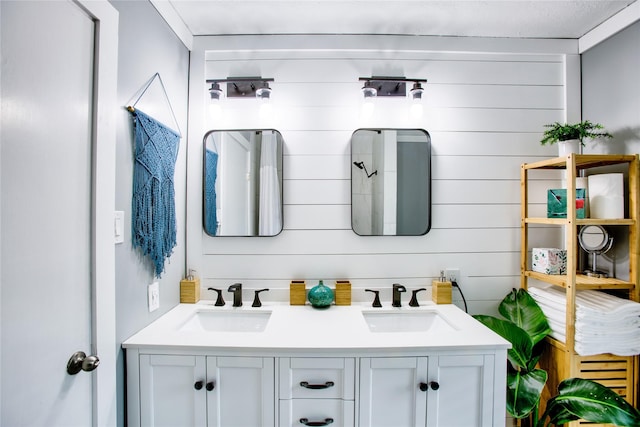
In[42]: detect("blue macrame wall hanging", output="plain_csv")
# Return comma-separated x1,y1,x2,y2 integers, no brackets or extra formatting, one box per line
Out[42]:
126,73,182,277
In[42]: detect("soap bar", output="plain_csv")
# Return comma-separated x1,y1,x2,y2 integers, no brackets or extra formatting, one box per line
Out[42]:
335,281,351,306
431,280,452,304
289,280,306,305
180,277,200,303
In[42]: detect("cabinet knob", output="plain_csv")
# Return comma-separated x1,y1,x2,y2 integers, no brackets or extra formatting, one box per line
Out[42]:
194,380,204,390
206,381,215,391
299,418,334,426
300,381,334,389
419,381,439,391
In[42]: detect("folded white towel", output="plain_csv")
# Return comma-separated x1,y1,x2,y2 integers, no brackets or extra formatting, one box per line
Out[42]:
528,286,640,356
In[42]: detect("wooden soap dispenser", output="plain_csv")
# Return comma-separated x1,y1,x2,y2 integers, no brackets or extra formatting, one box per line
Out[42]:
431,270,452,304
180,269,200,303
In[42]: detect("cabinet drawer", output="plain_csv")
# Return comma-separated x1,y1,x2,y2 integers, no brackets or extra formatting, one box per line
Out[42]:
279,358,355,399
279,399,354,427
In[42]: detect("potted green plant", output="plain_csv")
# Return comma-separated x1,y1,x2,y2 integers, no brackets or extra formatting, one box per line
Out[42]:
540,120,613,156
474,289,640,427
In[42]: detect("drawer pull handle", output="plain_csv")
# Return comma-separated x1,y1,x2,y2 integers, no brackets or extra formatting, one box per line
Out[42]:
299,418,334,426
206,381,215,391
419,381,440,391
300,381,335,389
194,381,204,390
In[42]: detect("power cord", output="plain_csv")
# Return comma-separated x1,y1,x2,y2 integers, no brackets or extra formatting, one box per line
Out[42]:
451,280,468,313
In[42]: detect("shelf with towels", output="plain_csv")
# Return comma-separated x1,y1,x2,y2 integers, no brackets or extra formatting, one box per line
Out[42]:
520,154,640,426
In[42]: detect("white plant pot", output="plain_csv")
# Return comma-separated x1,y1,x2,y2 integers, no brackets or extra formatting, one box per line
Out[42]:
558,139,581,156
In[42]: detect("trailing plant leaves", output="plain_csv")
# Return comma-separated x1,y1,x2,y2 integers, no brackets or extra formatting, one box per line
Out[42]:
473,315,532,371
540,120,612,146
498,288,551,346
542,378,640,427
507,368,547,419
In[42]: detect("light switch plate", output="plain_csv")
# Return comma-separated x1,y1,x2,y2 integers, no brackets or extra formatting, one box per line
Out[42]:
148,282,160,312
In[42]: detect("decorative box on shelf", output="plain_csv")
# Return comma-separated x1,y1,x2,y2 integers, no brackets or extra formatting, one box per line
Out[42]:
547,188,586,219
532,248,567,275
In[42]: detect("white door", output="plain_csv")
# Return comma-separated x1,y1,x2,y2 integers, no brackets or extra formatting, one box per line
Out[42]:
0,1,117,425
359,357,428,427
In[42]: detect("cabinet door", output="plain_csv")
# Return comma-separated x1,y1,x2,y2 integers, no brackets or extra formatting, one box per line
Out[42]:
139,354,207,427
426,354,495,427
359,357,428,427
207,356,275,427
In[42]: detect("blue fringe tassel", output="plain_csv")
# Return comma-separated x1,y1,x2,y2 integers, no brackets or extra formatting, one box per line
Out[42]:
131,109,180,277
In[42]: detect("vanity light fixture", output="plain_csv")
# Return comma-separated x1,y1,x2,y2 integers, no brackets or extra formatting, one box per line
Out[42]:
206,77,275,99
358,77,427,98
206,77,275,119
358,76,427,118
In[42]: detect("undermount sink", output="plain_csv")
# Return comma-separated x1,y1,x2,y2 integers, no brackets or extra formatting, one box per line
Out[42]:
179,310,271,333
362,310,457,333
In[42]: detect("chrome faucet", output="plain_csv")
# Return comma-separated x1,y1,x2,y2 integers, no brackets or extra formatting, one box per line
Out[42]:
392,283,407,307
227,283,243,307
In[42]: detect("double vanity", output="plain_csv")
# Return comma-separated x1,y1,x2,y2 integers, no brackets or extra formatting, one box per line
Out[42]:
123,301,509,426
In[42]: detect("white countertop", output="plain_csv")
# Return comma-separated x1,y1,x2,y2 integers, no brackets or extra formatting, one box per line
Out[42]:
122,301,510,355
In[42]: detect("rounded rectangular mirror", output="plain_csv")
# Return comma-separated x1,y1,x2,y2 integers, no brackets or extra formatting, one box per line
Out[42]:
351,129,431,236
204,129,283,236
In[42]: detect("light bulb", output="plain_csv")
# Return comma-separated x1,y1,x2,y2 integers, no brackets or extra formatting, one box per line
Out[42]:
361,97,375,118
410,102,423,119
361,81,377,99
208,82,224,120
256,83,271,101
209,100,222,120
259,97,274,122
361,81,377,118
409,82,424,119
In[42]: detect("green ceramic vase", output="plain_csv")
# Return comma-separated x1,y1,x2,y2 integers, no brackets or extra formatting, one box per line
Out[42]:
307,280,334,308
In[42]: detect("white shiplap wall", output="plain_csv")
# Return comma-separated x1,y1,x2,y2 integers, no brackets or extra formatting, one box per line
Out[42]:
186,36,576,315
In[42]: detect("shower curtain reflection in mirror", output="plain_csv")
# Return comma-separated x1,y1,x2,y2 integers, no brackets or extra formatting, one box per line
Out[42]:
203,129,283,236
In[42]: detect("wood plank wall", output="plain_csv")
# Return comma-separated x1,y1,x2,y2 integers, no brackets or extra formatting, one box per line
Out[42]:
188,41,571,315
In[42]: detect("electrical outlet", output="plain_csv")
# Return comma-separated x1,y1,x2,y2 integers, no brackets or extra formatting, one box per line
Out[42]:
148,282,160,312
445,268,460,283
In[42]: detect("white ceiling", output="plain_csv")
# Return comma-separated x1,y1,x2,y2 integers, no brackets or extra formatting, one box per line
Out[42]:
167,0,637,39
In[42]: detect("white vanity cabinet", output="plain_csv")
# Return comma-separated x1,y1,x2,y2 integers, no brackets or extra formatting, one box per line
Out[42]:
359,354,497,427
123,304,509,427
127,351,275,427
278,357,356,427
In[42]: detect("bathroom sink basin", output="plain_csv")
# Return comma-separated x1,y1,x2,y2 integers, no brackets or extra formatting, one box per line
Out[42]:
179,310,271,333
362,310,456,333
